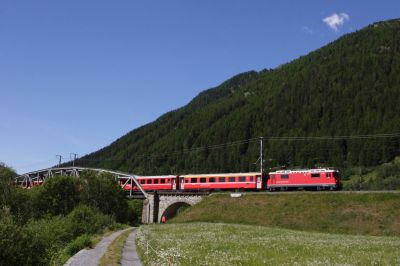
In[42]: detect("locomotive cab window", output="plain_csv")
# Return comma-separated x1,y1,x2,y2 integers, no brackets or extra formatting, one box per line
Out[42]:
239,176,245,182
191,178,197,183
311,173,320,178
281,174,289,179
229,177,236,182
219,177,225,182
200,178,206,183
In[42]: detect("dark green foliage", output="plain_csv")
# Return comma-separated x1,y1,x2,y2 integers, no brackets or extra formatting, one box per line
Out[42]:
66,205,115,238
0,210,29,266
126,199,143,225
0,171,140,265
34,175,81,217
64,234,92,256
0,205,119,266
343,157,400,190
76,19,400,176
0,163,16,206
80,171,129,223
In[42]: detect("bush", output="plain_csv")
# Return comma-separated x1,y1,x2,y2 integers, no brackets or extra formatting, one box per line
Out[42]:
0,210,29,265
66,205,115,238
35,176,81,217
65,234,93,256
80,172,129,223
126,199,143,225
0,163,16,206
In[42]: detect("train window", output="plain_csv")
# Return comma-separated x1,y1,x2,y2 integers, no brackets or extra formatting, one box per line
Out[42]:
229,177,236,182
147,179,152,184
154,179,159,184
219,177,225,182
140,180,145,184
239,176,245,182
200,178,206,183
185,179,188,183
281,174,289,179
249,176,254,181
209,178,215,183
191,178,197,183
161,179,165,184
326,173,331,178
311,173,320,178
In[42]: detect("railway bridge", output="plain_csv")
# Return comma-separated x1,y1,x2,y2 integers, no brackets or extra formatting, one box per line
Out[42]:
15,167,207,223
141,191,207,223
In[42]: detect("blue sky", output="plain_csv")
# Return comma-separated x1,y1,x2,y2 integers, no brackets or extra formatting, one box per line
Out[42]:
1,0,399,173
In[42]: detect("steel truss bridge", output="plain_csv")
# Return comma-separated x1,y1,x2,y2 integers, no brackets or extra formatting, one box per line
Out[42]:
14,167,147,198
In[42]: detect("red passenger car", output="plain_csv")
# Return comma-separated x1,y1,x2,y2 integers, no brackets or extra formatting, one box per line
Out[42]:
120,175,177,191
179,172,263,191
267,168,341,191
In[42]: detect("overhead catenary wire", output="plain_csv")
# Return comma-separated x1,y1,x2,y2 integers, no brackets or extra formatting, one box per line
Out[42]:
73,132,400,163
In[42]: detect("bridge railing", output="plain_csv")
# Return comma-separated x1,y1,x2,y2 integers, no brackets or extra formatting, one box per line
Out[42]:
15,167,148,198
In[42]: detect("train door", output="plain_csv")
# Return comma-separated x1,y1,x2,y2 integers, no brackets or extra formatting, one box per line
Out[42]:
256,175,262,189
172,178,177,190
180,177,185,190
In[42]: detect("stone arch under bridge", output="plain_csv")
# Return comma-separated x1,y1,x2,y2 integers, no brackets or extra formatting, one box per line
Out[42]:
142,192,206,223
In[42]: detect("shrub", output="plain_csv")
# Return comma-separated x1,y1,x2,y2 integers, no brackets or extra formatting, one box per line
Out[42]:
80,172,129,223
0,211,29,265
65,234,93,256
126,199,143,225
35,176,81,217
0,163,16,206
66,205,115,238
22,215,73,265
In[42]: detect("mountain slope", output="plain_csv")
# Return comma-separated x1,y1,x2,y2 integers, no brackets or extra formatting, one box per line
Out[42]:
76,19,400,175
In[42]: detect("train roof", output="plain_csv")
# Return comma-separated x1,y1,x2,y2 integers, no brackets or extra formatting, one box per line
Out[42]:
136,175,177,179
181,172,261,178
269,168,339,174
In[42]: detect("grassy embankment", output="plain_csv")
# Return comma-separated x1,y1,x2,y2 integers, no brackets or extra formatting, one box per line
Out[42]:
171,192,400,236
136,223,400,265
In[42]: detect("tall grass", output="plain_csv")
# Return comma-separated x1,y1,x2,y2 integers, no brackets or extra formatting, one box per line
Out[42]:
136,223,400,265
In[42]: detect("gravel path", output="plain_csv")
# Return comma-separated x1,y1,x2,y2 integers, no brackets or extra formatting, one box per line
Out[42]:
64,228,130,266
121,229,142,266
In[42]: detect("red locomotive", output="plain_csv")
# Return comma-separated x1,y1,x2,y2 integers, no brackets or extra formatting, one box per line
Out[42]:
121,168,341,192
267,168,341,191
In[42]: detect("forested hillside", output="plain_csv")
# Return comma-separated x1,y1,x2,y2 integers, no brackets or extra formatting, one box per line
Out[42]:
76,19,400,175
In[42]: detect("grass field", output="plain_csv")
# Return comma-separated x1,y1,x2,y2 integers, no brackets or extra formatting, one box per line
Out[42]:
171,192,400,236
136,223,400,265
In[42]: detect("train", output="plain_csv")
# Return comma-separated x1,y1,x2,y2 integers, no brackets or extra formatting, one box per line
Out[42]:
119,168,342,192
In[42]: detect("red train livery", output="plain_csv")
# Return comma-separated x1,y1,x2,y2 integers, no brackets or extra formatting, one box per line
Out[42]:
121,168,341,192
267,169,341,191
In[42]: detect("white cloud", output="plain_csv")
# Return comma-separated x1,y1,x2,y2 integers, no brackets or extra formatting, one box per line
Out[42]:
323,13,350,31
302,26,313,35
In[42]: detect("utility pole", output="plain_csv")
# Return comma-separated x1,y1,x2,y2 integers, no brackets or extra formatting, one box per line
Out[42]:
56,155,63,168
260,137,263,175
70,153,78,167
